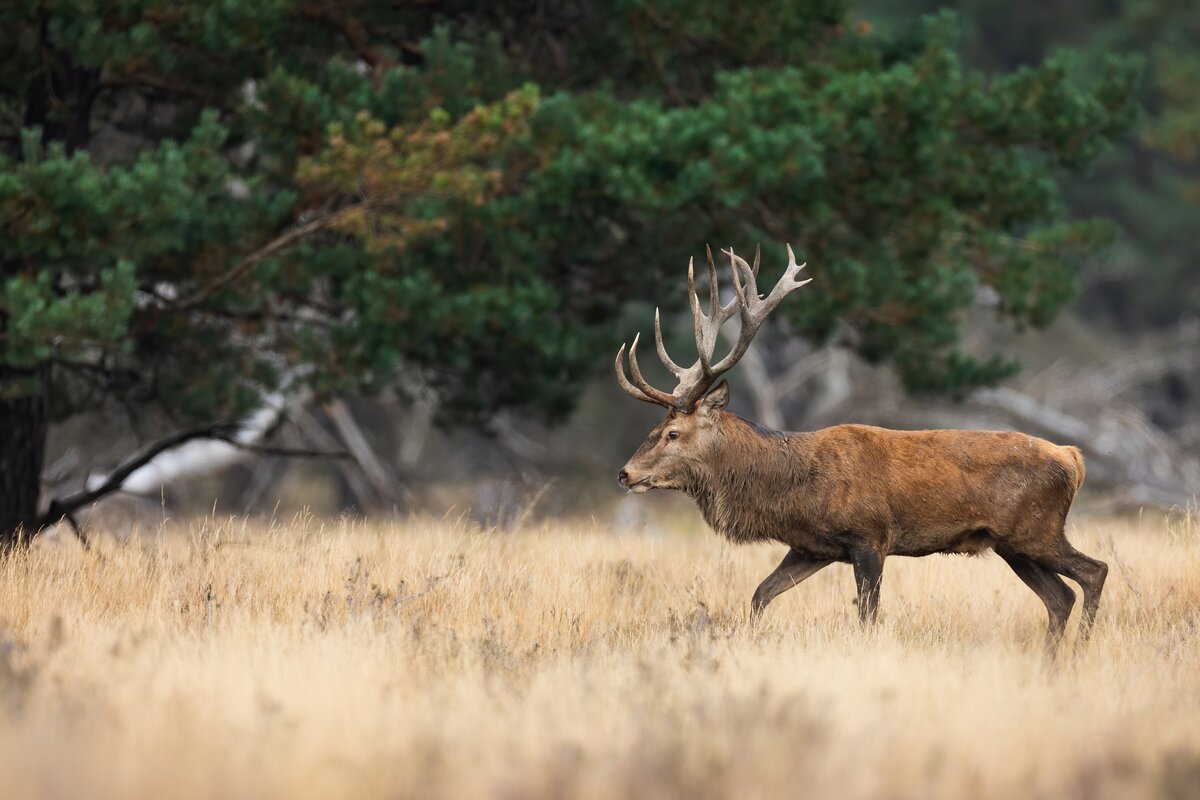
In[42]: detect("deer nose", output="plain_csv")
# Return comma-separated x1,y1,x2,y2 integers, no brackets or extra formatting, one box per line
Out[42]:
618,470,630,486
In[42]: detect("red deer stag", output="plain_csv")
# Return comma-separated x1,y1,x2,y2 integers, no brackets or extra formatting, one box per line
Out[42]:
615,245,1107,650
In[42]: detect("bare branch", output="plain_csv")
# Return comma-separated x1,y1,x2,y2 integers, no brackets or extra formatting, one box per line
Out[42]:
224,441,352,460
36,423,350,533
165,204,368,313
37,423,242,531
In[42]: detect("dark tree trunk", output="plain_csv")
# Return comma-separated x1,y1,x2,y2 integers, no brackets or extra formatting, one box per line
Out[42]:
0,366,50,545
0,15,94,545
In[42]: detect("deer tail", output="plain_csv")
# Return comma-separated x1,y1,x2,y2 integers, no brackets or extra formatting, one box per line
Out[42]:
1064,446,1086,492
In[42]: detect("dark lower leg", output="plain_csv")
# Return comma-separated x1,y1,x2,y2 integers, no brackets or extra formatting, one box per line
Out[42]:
851,547,884,625
1042,546,1108,643
751,549,832,619
997,548,1075,652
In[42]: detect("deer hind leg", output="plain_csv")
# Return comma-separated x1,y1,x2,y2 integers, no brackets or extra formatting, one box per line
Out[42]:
850,545,885,625
1039,542,1108,644
750,549,832,620
996,546,1076,653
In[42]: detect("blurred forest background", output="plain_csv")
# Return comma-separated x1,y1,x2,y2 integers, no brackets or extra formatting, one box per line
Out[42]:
1,1,1197,541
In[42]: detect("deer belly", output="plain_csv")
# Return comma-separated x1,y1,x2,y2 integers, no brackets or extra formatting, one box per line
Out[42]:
890,527,997,557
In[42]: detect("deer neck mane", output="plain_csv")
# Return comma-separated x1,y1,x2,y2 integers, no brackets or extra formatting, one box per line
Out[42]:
683,413,814,544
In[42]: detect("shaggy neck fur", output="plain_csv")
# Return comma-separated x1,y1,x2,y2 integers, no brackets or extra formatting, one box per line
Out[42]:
682,413,816,544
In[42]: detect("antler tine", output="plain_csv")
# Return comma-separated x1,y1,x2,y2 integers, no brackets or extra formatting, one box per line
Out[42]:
752,243,761,276
654,308,684,376
726,245,744,308
687,257,706,345
628,333,678,406
615,344,662,406
705,244,750,324
614,341,674,407
689,253,721,371
722,247,759,308
704,244,720,320
709,243,810,375
761,243,811,310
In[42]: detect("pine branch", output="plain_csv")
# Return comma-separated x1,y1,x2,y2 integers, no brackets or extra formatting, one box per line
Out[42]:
164,204,369,313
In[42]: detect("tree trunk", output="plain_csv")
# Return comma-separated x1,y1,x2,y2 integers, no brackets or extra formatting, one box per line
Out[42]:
0,366,49,545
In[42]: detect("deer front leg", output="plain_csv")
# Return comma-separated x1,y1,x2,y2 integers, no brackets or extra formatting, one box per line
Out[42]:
850,545,885,625
750,548,832,620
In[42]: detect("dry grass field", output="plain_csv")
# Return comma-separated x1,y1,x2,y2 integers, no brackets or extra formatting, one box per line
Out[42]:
0,510,1198,800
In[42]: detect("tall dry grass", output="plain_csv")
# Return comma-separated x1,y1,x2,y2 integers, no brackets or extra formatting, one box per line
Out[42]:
0,510,1198,800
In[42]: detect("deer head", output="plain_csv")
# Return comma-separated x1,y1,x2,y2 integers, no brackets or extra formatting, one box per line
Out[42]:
616,244,811,492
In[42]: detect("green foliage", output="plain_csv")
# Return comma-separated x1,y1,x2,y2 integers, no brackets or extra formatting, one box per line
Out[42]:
1098,0,1200,323
3,261,136,364
0,1,1136,435
865,0,1200,327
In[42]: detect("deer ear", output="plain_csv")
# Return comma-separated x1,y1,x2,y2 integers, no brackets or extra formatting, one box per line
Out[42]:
698,381,730,414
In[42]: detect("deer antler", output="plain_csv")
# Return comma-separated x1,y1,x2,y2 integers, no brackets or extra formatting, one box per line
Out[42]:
615,244,811,410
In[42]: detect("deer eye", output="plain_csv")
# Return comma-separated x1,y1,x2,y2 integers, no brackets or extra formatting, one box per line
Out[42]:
666,430,680,441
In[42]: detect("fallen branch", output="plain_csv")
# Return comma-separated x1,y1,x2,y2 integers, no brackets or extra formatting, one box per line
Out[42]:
38,423,240,532
37,423,350,535
230,441,353,460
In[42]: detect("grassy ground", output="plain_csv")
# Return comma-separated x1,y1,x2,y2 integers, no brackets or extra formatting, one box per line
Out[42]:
0,510,1197,800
